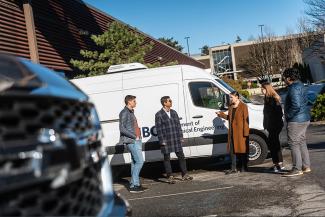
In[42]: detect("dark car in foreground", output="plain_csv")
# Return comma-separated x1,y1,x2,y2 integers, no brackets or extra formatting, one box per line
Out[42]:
0,54,130,216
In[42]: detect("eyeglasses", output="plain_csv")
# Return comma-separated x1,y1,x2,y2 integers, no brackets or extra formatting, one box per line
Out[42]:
167,99,172,103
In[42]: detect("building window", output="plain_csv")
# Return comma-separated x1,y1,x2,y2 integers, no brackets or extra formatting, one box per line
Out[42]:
212,48,233,74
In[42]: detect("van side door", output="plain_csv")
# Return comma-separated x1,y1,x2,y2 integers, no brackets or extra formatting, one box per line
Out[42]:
184,80,229,157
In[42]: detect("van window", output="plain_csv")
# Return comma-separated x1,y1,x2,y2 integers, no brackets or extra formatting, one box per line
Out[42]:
189,82,225,109
216,79,251,103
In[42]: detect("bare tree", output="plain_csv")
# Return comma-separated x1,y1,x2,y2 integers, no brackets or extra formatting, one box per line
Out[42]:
240,29,315,80
240,30,283,79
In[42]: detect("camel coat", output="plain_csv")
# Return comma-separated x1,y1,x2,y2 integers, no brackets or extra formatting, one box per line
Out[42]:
219,102,249,154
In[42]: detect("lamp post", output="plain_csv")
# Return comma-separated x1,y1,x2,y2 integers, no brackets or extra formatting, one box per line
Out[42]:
258,24,264,41
184,36,190,56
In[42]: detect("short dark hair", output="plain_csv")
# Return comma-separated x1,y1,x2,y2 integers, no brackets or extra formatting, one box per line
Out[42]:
160,96,170,106
124,95,136,105
230,91,240,98
282,68,300,81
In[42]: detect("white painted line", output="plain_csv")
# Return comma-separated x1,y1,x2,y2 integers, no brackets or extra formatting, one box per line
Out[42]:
128,186,234,201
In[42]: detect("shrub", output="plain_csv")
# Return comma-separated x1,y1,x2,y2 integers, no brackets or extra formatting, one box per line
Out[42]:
311,94,325,121
242,81,248,89
251,82,258,88
222,76,242,91
239,90,250,99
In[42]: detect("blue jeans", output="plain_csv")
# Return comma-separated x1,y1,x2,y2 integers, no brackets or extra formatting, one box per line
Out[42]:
127,140,144,187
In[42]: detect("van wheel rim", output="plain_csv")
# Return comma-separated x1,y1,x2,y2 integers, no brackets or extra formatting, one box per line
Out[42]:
249,141,261,161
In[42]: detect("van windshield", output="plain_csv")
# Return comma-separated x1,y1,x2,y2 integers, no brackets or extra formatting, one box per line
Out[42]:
215,79,252,103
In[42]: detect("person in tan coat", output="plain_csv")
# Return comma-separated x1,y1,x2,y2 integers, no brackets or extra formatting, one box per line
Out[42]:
217,91,250,174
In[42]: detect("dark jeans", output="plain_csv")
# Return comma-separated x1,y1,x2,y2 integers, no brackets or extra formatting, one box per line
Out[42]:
230,139,248,171
267,128,283,165
163,150,187,177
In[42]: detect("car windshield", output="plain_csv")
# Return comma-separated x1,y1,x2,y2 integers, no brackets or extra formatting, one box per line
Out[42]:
215,79,252,103
0,57,42,92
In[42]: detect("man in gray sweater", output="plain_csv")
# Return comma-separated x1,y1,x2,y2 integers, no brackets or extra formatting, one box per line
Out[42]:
119,95,147,193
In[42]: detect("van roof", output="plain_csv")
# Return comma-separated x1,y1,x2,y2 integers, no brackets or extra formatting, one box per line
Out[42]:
72,64,217,82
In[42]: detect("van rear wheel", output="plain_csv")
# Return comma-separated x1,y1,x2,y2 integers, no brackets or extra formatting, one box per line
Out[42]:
248,134,268,165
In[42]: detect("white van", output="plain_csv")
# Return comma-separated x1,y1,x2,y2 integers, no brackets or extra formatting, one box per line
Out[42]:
72,64,268,166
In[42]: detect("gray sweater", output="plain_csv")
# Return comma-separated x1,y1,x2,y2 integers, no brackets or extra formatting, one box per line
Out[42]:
119,106,137,144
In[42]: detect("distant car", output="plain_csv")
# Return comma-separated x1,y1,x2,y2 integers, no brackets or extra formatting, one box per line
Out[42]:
306,83,325,105
0,54,130,216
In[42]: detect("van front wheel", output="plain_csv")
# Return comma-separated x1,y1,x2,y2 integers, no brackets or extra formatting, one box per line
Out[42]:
248,134,268,165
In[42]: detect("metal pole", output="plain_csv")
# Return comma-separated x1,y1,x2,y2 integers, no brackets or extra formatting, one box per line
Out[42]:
185,36,190,56
258,24,264,41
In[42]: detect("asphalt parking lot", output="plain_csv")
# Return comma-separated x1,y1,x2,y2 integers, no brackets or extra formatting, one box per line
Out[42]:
113,125,325,216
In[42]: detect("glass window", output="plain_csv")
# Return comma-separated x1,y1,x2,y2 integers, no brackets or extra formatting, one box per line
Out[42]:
212,49,233,74
189,82,225,109
215,79,251,103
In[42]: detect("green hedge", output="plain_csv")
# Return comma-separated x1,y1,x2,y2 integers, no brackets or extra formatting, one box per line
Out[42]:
239,90,250,99
311,94,325,121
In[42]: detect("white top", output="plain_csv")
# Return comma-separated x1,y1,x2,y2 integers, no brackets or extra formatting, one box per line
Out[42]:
163,108,171,118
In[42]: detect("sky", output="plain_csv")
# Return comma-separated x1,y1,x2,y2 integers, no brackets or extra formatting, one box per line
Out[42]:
84,0,307,55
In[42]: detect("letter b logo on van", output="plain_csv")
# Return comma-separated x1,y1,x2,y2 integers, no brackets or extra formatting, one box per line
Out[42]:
142,126,157,138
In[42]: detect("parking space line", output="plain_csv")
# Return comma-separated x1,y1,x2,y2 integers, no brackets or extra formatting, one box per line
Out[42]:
128,186,234,201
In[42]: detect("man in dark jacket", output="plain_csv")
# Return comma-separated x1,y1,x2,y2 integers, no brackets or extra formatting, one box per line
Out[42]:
119,95,147,193
155,96,193,184
282,68,311,177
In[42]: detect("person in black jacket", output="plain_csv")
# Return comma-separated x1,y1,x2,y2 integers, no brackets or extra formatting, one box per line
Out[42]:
261,82,284,173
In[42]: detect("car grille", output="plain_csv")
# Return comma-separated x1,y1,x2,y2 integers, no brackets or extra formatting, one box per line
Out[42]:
0,163,103,216
0,96,94,146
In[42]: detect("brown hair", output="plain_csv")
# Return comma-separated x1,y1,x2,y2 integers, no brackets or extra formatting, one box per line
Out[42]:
124,95,136,105
160,96,170,106
261,83,281,103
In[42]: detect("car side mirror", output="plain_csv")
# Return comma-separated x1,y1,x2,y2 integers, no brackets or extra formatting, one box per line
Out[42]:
222,94,230,110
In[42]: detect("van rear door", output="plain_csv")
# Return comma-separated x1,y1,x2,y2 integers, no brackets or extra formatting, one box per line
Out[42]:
184,80,229,157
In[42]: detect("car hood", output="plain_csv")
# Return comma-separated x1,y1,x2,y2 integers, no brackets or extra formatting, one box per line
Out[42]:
247,103,264,111
0,59,88,101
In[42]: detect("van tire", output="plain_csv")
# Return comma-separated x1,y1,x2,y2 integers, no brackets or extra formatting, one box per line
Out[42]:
248,134,268,166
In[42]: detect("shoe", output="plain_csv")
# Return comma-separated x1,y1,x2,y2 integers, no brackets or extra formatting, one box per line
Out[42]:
181,174,193,181
269,165,280,173
129,185,148,193
302,167,311,173
167,176,176,184
278,163,286,170
225,169,239,175
282,169,303,177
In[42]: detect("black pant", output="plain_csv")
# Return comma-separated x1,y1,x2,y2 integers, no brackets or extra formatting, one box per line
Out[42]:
230,138,248,171
163,151,187,177
267,129,283,164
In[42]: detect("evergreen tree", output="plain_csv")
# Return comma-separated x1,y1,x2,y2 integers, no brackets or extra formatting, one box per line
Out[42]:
70,21,154,77
200,45,209,56
158,37,184,52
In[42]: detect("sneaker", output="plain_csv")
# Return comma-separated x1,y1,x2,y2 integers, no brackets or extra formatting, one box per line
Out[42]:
129,185,148,193
167,176,176,184
302,167,311,173
225,169,239,175
282,169,303,177
181,174,193,181
269,165,280,173
278,163,286,170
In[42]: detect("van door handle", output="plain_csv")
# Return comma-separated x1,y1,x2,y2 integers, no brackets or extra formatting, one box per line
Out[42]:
192,115,203,119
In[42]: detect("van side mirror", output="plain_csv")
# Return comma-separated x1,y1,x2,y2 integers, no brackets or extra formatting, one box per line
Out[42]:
222,94,230,110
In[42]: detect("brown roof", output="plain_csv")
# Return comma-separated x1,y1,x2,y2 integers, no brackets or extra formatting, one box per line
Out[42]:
0,0,204,77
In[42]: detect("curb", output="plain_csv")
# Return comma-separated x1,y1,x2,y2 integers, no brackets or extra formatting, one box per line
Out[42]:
310,121,325,126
